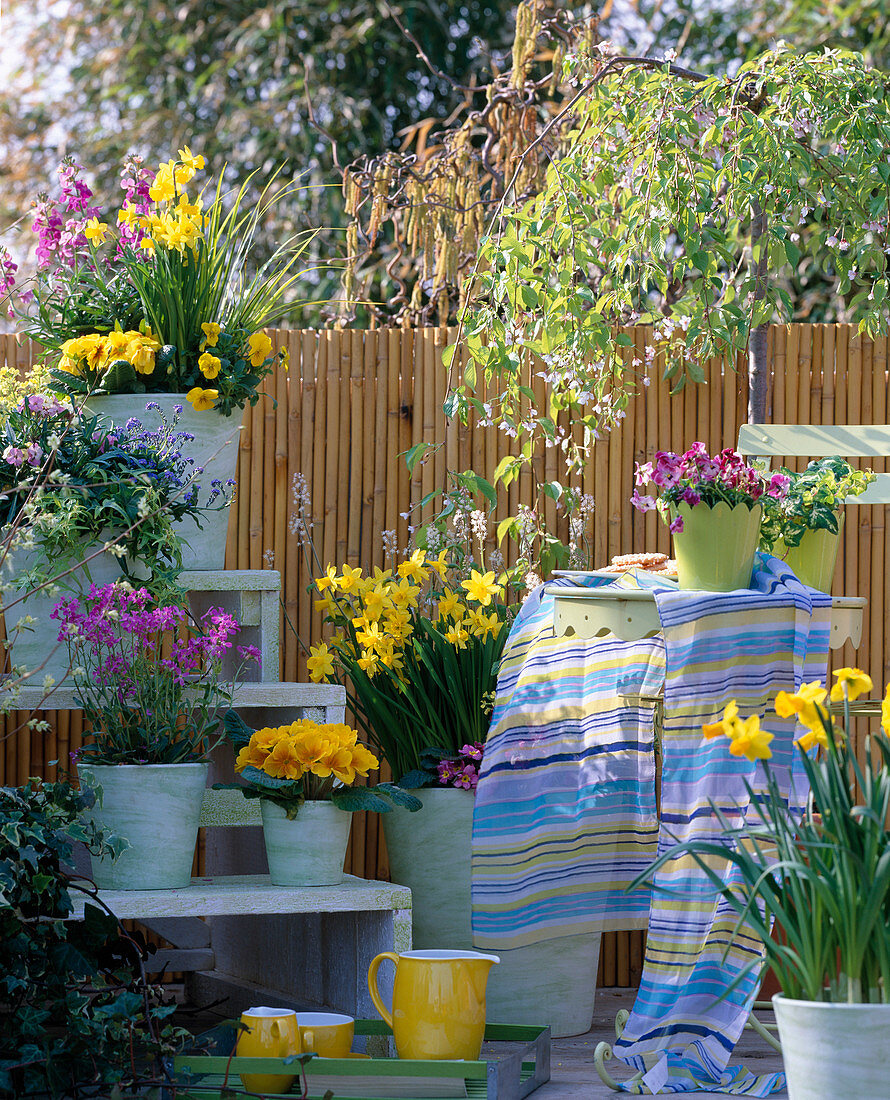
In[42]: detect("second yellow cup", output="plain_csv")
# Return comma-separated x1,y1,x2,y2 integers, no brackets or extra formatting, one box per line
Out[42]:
296,1012,355,1057
236,1006,301,1095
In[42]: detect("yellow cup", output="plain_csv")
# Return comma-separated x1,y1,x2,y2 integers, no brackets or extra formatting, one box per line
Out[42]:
236,1006,301,1095
367,949,499,1060
297,1012,355,1057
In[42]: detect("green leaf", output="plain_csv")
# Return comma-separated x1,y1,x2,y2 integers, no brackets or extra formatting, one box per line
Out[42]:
239,765,301,792
405,442,429,475
224,709,254,747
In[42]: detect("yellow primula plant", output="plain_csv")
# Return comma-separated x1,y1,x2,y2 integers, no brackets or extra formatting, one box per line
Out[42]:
17,149,318,416
639,667,890,1005
302,547,512,784
221,711,421,820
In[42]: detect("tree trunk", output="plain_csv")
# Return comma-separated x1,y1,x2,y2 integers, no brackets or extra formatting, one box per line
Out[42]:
747,200,770,423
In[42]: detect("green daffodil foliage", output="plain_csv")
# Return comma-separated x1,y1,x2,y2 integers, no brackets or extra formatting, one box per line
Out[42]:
449,45,890,496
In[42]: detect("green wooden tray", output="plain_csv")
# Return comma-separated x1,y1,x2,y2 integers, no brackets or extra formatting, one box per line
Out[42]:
170,1019,551,1100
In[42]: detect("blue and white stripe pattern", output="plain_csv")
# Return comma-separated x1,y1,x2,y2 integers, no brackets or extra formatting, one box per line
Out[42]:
472,555,831,1094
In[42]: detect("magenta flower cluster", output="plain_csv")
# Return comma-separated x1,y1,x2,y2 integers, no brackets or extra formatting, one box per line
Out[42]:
437,742,484,790
632,443,789,533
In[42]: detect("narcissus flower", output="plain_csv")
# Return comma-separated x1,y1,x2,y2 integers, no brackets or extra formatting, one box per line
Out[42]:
83,217,109,244
186,386,218,411
307,641,335,682
775,681,829,731
461,569,502,606
727,715,774,761
829,667,873,702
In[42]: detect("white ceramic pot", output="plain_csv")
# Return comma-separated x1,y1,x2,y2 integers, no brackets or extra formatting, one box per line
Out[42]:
381,787,602,1037
83,394,241,570
260,799,352,886
7,543,140,686
772,994,890,1099
77,762,209,890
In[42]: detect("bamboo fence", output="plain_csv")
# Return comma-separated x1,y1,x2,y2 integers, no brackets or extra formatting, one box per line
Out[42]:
1,323,887,989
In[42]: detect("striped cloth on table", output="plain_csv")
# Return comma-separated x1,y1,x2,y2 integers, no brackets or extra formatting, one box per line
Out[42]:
471,555,831,1095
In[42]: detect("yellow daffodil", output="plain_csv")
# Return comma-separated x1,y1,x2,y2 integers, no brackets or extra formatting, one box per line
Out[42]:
363,587,388,620
357,652,380,676
429,549,449,580
703,700,740,740
882,682,890,737
337,564,363,593
795,726,830,753
139,237,156,255
476,611,502,641
727,715,774,761
186,386,218,411
315,594,337,615
461,568,502,607
83,217,109,244
316,565,338,592
198,351,222,379
390,579,420,608
307,641,335,682
118,205,140,227
201,321,222,347
248,331,273,367
830,667,873,703
177,144,205,173
398,549,429,583
444,624,470,649
437,589,461,619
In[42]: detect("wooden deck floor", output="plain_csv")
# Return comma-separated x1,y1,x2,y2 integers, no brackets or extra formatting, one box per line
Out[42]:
537,988,786,1099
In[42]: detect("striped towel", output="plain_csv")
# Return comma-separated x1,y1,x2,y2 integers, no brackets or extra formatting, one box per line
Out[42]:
472,555,831,1095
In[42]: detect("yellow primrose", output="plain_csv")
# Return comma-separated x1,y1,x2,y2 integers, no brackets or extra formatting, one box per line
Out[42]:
186,386,218,411
830,667,873,703
307,641,335,682
235,741,268,771
248,331,273,367
83,217,109,244
201,321,222,347
198,351,222,379
461,568,502,607
262,737,305,780
727,715,774,761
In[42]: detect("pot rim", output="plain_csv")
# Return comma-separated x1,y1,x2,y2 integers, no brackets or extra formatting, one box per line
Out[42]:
76,761,209,771
772,992,890,1010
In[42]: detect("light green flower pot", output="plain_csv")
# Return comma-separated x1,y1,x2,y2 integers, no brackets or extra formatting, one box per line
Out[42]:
77,762,208,890
260,799,352,886
84,394,241,570
672,501,762,592
382,787,602,1037
772,514,844,593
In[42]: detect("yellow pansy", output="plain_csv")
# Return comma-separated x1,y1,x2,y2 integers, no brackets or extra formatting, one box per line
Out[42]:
201,321,221,347
131,344,155,375
248,331,273,367
186,386,218,411
198,351,222,379
829,667,873,703
461,568,502,607
83,217,109,244
307,641,335,682
727,715,774,761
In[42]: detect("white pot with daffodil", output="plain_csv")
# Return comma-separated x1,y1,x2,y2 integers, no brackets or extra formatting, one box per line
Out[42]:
638,667,890,1100
14,149,319,568
221,711,420,886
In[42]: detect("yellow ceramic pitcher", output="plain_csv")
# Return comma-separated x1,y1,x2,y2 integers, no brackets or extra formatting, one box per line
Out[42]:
367,949,500,1060
236,1007,301,1095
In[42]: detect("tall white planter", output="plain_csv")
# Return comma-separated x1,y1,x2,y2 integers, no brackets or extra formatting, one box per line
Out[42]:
381,787,602,1037
260,800,352,886
77,762,209,889
84,394,241,570
772,994,890,1099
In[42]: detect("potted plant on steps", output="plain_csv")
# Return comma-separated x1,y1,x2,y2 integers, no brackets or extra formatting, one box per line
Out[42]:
634,667,890,1100
56,580,258,890
1,393,230,685
758,457,875,592
11,150,320,569
300,537,604,1037
219,712,420,886
632,443,790,591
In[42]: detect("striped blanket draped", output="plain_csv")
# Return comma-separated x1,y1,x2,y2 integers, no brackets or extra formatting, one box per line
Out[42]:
471,555,831,1095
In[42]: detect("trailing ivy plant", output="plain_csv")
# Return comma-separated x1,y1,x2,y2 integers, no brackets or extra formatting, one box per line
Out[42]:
0,780,188,1098
445,45,890,539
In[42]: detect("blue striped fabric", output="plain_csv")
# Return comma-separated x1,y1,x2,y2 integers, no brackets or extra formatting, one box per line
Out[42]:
471,555,831,1094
